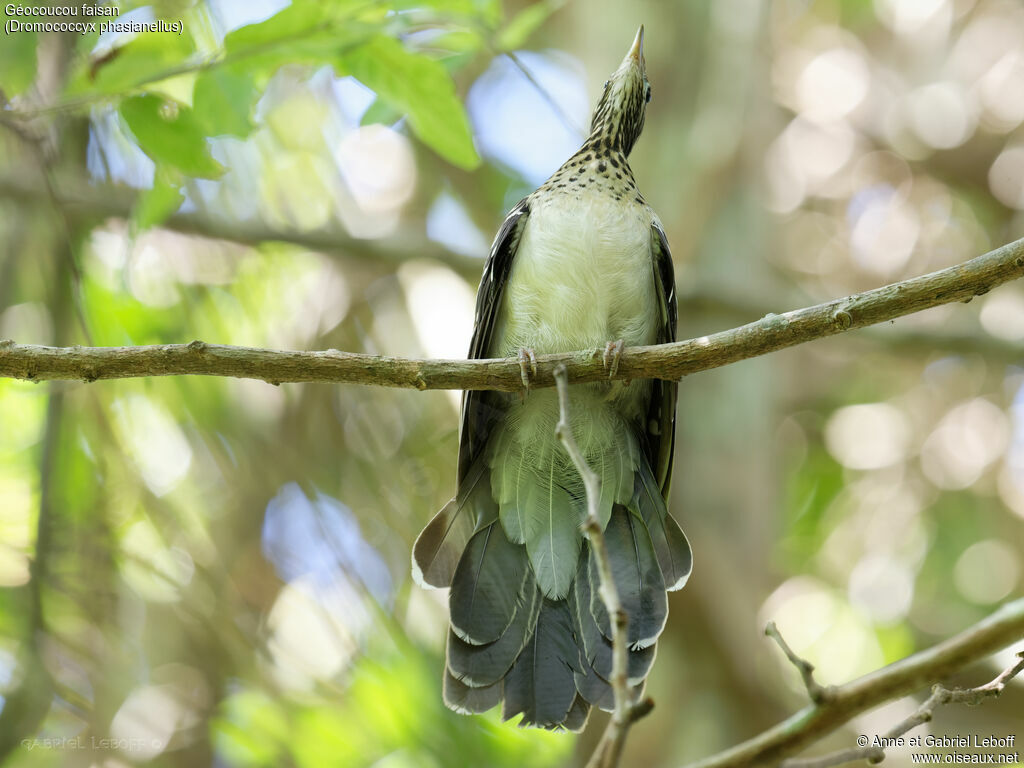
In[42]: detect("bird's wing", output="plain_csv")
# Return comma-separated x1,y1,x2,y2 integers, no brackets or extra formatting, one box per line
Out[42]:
646,221,677,495
412,199,530,589
458,197,531,482
639,222,691,591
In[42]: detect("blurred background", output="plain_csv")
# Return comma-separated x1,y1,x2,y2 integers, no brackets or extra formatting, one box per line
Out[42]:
1,0,1023,766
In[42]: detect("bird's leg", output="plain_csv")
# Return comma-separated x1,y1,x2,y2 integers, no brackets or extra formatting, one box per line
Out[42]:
603,339,625,379
517,347,538,395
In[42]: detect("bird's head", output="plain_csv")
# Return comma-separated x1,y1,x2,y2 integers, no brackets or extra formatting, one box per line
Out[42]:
587,25,651,157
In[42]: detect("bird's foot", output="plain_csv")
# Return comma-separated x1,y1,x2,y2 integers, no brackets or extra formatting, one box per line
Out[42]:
603,339,625,379
517,347,537,395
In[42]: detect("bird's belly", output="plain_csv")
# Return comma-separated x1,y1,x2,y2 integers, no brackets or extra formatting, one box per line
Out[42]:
490,197,659,357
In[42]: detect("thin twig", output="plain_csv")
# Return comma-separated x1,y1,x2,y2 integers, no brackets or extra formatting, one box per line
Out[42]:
4,236,1024,388
681,598,1024,768
765,622,832,704
505,51,586,138
553,365,650,768
781,652,1024,768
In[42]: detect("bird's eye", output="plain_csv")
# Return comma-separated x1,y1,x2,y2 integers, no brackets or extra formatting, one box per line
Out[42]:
644,83,652,103
603,80,610,90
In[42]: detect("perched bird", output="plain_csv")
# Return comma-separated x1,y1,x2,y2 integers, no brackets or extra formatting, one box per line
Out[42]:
412,26,691,731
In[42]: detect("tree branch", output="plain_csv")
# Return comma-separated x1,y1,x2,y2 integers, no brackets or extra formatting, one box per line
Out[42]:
781,652,1024,768
765,622,832,705
552,365,652,768
0,171,484,278
8,171,1023,364
2,236,1024,389
682,597,1024,768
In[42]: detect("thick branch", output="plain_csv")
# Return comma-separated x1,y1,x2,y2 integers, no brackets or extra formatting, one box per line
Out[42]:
781,653,1024,768
8,167,1023,362
3,236,1024,388
683,597,1024,768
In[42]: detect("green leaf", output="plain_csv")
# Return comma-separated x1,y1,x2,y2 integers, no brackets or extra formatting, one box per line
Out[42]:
496,0,564,51
223,2,327,54
223,1,369,75
193,69,257,137
133,168,185,231
0,6,38,97
120,95,223,178
360,97,403,127
392,0,501,26
66,31,195,96
432,29,485,54
212,689,289,767
340,36,480,170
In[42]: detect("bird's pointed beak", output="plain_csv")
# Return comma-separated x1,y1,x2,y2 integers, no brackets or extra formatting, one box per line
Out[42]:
627,25,644,65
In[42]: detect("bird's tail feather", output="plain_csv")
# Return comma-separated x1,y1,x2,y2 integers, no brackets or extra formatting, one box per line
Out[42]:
501,598,583,728
588,506,667,649
489,398,640,599
449,519,530,645
412,458,494,589
571,542,657,709
446,568,540,686
633,458,692,591
427,435,688,730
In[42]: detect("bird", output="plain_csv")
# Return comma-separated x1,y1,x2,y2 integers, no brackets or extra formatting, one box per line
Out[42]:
412,25,691,731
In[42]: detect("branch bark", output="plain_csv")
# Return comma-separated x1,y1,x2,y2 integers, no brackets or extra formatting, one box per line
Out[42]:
682,597,1024,768
765,622,831,705
552,365,653,768
2,235,1024,389
780,652,1024,768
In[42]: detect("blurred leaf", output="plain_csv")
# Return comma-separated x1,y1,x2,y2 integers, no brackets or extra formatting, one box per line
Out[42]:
393,0,501,27
839,0,880,29
360,97,403,127
212,689,290,767
193,69,257,137
496,0,564,51
0,7,37,97
132,168,185,231
223,1,327,52
66,31,195,96
779,447,844,567
120,95,224,179
340,36,480,170
223,0,371,75
875,623,914,663
288,644,572,768
432,29,485,54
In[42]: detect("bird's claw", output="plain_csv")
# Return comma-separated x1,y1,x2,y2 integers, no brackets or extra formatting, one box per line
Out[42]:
603,339,625,379
518,347,537,393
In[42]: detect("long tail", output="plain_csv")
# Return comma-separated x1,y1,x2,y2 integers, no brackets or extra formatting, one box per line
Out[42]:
413,442,691,730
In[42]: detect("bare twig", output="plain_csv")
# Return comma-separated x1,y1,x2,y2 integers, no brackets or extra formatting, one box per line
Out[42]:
765,622,832,705
682,598,1024,768
781,652,1024,768
505,51,586,138
3,236,1024,389
552,365,651,768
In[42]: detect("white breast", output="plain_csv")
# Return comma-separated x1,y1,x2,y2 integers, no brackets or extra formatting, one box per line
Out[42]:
491,193,659,356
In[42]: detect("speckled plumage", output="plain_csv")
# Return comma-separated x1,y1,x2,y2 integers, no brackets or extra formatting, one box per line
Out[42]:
413,26,691,732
